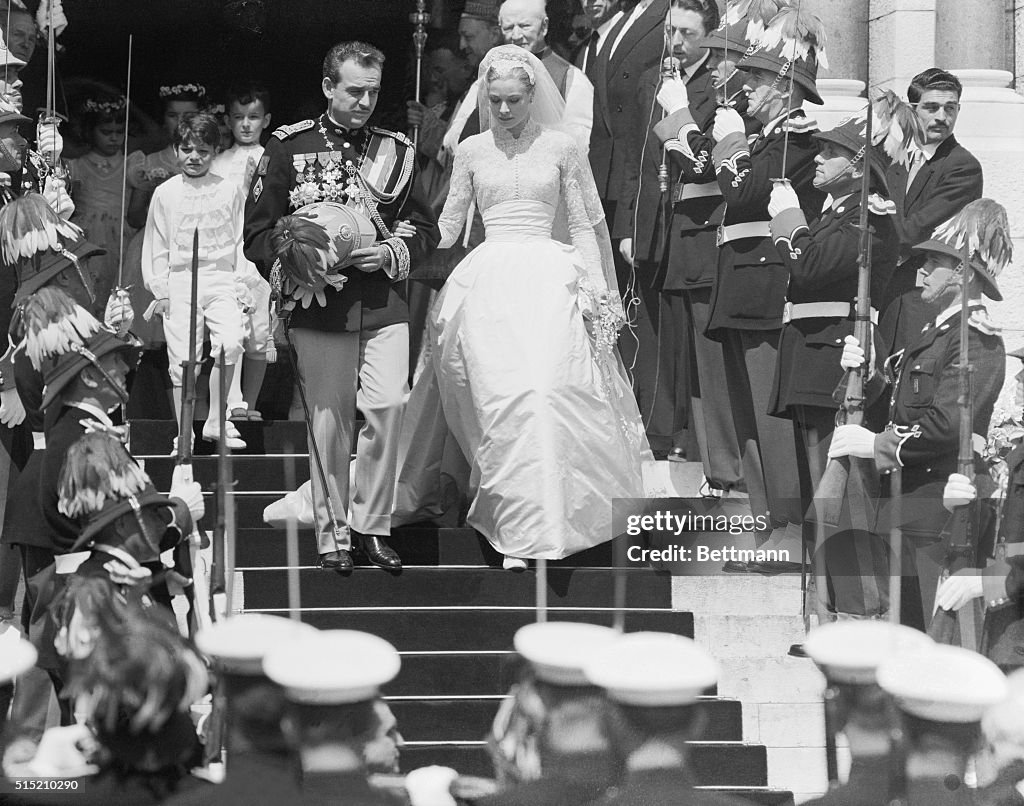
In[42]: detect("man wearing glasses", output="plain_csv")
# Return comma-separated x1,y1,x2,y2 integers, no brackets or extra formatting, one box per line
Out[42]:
880,68,983,356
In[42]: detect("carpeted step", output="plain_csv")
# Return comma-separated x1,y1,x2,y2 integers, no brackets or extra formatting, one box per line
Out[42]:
144,455,310,491
255,608,694,651
399,741,768,786
386,696,744,743
130,419,310,456
242,567,672,610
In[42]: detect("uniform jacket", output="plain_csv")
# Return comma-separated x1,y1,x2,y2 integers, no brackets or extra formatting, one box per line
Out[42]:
768,192,898,417
161,753,300,806
800,756,892,806
243,115,439,333
589,0,670,199
873,306,1004,539
882,134,982,306
707,111,825,334
599,768,752,806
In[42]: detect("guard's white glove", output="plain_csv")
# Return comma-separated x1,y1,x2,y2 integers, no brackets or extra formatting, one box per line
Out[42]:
42,176,74,220
36,122,63,163
0,388,25,427
768,179,800,218
143,299,169,321
712,107,745,142
828,423,877,459
840,335,865,370
170,477,205,522
656,76,689,115
618,238,634,266
103,288,134,334
934,571,984,612
234,277,255,314
942,472,977,512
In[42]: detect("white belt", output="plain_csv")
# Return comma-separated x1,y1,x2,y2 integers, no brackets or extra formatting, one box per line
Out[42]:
717,221,771,244
54,551,89,575
675,182,722,202
783,302,879,324
32,431,45,450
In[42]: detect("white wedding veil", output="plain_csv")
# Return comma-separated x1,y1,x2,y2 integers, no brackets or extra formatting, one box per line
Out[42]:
474,45,625,323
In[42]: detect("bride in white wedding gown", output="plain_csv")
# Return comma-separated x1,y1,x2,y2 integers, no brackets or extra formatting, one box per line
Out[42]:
394,45,649,566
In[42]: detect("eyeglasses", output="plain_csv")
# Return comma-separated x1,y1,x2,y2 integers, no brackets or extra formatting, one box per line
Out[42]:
914,102,960,116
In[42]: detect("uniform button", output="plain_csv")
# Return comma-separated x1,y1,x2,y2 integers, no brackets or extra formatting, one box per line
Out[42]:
835,339,842,344
837,207,845,213
343,142,351,148
759,256,766,262
622,71,629,78
616,105,623,112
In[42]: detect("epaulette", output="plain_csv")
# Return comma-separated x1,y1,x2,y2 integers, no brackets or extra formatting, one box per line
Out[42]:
968,307,1001,336
271,120,315,141
782,116,818,135
369,125,413,149
867,193,896,216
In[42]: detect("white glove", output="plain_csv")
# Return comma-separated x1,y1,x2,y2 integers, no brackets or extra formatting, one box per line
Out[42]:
234,277,255,314
618,238,634,266
828,423,877,459
768,179,800,218
712,107,745,142
942,472,977,512
840,335,864,370
170,479,205,522
656,76,689,115
143,299,169,321
934,572,984,613
36,123,64,163
0,388,26,428
103,288,134,334
41,176,74,220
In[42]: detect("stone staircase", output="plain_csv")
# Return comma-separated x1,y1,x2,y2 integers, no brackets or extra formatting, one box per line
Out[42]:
132,418,798,805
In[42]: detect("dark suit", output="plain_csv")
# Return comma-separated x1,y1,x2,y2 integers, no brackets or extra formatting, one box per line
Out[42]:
880,135,983,355
874,306,1004,630
801,756,892,806
708,111,825,527
589,0,670,206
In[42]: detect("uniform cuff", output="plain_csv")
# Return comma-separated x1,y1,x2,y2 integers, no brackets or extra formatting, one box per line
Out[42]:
382,237,410,281
712,132,748,169
770,207,808,244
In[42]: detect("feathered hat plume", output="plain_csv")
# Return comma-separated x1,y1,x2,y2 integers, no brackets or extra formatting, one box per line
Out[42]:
870,89,922,169
0,193,82,265
723,0,793,45
755,6,829,70
58,432,152,519
932,199,1014,276
20,287,103,371
271,212,337,291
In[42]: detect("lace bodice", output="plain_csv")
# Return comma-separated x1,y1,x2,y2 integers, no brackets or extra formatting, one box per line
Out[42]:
438,121,607,293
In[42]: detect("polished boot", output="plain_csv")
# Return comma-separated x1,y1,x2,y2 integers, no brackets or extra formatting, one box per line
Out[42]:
356,534,402,571
319,549,353,574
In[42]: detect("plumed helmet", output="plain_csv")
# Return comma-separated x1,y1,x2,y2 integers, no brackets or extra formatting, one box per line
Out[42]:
271,202,377,310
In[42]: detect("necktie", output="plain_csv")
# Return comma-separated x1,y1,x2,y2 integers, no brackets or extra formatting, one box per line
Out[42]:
906,151,926,192
584,33,599,81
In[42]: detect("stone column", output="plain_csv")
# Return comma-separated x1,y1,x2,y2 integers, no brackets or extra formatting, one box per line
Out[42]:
950,69,1024,409
868,0,937,93
936,0,1007,71
803,0,870,130
1014,0,1024,96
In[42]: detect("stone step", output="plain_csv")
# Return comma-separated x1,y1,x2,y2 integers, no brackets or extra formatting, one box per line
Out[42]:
386,695,744,743
245,607,695,652
143,455,310,491
400,741,769,787
242,566,672,610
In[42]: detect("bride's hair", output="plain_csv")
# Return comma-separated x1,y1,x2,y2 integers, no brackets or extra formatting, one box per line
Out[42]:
481,47,537,94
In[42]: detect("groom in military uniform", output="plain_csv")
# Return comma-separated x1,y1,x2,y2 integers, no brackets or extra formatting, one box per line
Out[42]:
244,41,439,574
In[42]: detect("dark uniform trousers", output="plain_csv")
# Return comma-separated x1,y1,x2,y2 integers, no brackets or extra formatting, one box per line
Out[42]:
708,112,825,527
243,115,439,554
653,72,743,487
873,307,1004,631
770,194,898,617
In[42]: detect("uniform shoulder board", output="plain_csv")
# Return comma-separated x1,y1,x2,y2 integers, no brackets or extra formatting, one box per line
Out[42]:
369,126,413,148
783,116,818,135
968,308,1001,336
271,120,315,141
867,193,896,216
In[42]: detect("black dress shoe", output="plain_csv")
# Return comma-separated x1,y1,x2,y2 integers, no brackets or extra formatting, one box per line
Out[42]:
356,534,402,571
667,447,687,463
788,643,809,658
319,549,353,574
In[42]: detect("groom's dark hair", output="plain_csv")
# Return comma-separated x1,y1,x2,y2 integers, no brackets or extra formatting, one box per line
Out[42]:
323,41,386,83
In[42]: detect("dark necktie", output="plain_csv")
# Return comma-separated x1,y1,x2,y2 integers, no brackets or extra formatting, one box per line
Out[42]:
584,33,600,80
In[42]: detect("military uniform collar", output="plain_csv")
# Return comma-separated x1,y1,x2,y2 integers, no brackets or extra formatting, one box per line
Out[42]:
933,298,983,330
322,113,366,140
73,401,115,427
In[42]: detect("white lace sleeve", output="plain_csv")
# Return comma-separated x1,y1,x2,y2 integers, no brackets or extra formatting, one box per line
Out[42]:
559,140,605,291
437,141,475,248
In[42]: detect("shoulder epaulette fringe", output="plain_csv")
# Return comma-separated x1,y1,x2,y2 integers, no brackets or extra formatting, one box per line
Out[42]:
271,120,315,141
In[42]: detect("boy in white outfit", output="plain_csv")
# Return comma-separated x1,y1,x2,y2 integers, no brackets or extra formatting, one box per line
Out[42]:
212,85,273,421
143,112,247,448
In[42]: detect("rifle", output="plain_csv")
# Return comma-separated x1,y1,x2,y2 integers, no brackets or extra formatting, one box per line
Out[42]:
928,243,994,649
807,98,884,634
